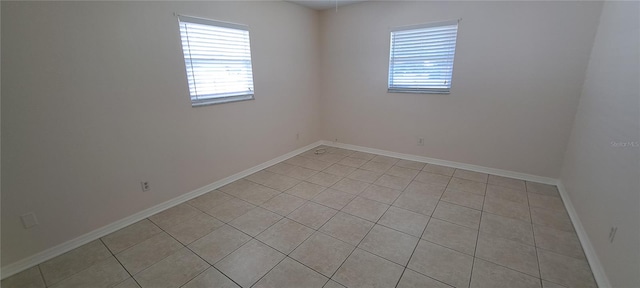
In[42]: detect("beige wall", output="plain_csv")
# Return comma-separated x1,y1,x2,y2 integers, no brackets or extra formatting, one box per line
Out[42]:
319,1,602,177
1,1,321,266
560,1,640,287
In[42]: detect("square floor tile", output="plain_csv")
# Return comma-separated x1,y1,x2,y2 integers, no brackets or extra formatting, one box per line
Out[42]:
530,207,575,232
290,232,354,277
452,169,488,183
320,212,374,246
342,196,389,222
486,185,528,205
260,193,307,216
324,163,357,177
371,155,399,165
187,190,234,215
229,207,282,237
408,240,473,288
422,164,455,176
488,175,526,191
397,269,452,288
134,248,208,288
392,191,439,216
206,198,256,223
432,202,482,229
483,196,531,222
476,233,539,277
285,156,332,171
266,162,318,180
422,218,478,256
358,225,419,266
378,206,429,237
360,161,394,174
219,179,280,205
350,151,376,160
102,219,162,254
404,180,446,198
1,266,45,288
533,225,585,260
188,225,252,265
386,166,420,179
149,203,201,228
414,171,451,187
331,178,370,195
215,240,285,288
538,249,597,288
307,172,343,187
470,258,541,288
253,257,328,288
114,278,141,288
528,193,565,212
447,178,487,195
285,181,327,200
441,188,484,210
256,218,314,254
182,267,239,288
526,182,560,197
333,249,404,288
374,174,412,190
288,202,338,229
116,232,183,275
347,169,383,183
246,170,300,192
359,184,402,204
395,159,426,170
39,240,112,286
49,257,129,288
337,157,368,168
480,213,534,245
312,188,356,210
161,212,224,245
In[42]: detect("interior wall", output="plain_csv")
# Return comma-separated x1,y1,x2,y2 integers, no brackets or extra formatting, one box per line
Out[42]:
319,1,602,177
560,1,640,287
1,1,321,267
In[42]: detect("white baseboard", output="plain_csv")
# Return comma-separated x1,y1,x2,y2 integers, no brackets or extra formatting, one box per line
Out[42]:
0,141,324,280
556,181,611,288
321,141,557,185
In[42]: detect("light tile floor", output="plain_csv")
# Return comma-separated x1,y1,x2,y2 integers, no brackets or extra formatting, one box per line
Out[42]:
2,146,597,288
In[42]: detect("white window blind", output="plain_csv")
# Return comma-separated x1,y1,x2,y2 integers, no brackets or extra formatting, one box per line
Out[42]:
178,15,255,106
388,20,459,94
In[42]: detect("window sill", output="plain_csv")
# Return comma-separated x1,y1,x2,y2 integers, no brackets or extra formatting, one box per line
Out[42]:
387,88,450,95
191,94,254,107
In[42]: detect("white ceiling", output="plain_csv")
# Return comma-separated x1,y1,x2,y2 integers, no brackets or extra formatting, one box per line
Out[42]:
287,0,368,10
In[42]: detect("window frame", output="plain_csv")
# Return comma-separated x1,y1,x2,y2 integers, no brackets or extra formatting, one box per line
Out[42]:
388,19,460,95
177,15,256,107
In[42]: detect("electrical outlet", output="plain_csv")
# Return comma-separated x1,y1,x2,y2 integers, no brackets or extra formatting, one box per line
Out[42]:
417,137,425,146
334,138,338,143
141,181,150,192
21,212,39,229
609,226,618,243
296,132,300,141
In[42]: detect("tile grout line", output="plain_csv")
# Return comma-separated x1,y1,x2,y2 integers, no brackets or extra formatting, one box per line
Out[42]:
526,184,545,288
467,173,489,288
98,237,144,288
395,167,454,288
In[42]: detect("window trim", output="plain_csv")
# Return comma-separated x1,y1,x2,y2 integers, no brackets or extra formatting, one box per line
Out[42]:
388,19,460,95
177,15,256,107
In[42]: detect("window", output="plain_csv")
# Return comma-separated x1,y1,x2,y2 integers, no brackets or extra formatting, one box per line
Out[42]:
178,15,255,106
388,20,459,94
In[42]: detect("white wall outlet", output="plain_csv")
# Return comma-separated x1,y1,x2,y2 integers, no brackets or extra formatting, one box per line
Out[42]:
296,132,300,141
417,137,425,146
141,181,150,192
21,212,39,229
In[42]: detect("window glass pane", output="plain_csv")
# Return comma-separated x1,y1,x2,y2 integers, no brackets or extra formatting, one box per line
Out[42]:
388,21,459,94
178,16,255,106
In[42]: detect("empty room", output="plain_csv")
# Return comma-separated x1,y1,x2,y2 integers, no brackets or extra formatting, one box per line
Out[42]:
1,0,638,287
